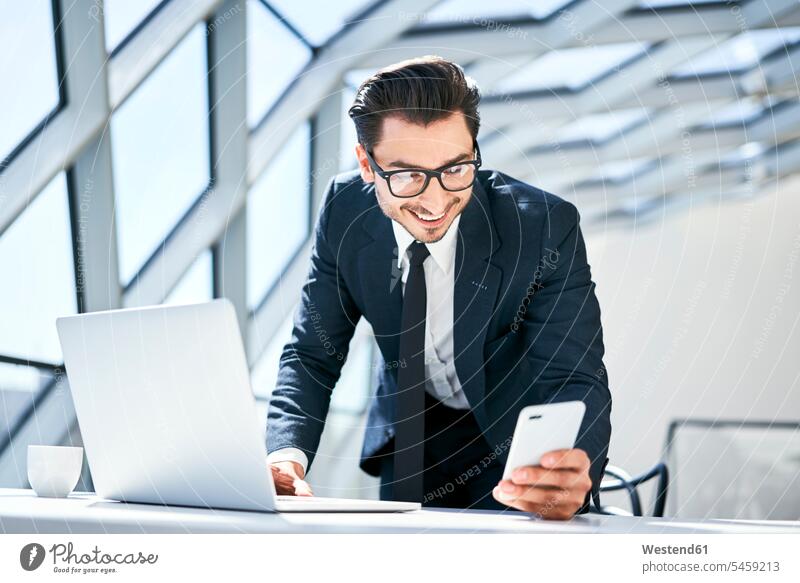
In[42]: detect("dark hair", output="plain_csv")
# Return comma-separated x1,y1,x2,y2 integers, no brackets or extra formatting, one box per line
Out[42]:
348,55,481,152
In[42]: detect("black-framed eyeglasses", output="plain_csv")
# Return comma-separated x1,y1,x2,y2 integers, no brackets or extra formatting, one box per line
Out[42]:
364,142,482,198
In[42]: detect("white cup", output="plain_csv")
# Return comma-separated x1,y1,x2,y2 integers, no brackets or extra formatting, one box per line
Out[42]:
27,445,84,498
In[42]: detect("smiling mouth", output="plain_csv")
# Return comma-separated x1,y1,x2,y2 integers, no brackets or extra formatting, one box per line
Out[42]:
406,203,455,228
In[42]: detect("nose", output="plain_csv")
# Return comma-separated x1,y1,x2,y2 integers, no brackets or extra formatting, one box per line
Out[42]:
415,178,450,214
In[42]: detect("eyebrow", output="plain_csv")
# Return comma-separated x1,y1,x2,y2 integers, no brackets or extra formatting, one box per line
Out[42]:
385,151,472,170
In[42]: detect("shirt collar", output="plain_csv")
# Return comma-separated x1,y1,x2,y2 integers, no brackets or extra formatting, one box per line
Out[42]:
391,214,461,274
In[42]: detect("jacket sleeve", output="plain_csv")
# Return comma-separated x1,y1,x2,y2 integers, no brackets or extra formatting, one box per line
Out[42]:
522,200,612,515
265,178,362,471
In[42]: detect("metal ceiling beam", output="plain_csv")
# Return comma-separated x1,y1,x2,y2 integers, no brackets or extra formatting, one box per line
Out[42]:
477,0,800,162
482,76,748,168
563,134,800,206
484,0,800,174
354,0,642,88
446,0,648,163
740,42,800,94
484,67,800,176
559,148,723,201
482,35,724,164
584,138,800,226
354,0,797,68
501,99,800,180
464,55,533,93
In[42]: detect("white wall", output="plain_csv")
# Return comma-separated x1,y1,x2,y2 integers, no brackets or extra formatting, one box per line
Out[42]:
586,176,800,513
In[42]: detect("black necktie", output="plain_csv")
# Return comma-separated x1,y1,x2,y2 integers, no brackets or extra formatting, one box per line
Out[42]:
393,241,430,502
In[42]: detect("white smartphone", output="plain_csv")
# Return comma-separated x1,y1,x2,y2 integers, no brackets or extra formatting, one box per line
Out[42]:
502,401,586,480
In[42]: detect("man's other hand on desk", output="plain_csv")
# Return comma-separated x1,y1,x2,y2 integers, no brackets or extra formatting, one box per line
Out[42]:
269,461,314,496
492,448,592,520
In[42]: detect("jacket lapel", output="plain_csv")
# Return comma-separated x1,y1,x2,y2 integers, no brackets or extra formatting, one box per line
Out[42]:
453,179,502,424
358,200,403,367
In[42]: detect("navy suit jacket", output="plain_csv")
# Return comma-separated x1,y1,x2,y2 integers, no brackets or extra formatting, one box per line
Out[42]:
266,169,612,513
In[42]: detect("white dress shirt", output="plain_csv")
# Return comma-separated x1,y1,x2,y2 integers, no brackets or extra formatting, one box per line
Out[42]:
267,215,467,474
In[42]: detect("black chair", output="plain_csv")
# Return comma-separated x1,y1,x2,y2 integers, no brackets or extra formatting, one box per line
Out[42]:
589,462,669,517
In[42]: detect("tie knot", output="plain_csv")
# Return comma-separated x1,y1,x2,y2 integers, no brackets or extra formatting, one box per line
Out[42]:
407,241,430,267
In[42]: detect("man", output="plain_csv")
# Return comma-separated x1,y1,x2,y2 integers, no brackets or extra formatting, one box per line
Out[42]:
267,56,611,519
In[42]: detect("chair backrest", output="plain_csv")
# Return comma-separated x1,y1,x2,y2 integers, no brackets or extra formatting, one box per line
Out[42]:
664,419,800,520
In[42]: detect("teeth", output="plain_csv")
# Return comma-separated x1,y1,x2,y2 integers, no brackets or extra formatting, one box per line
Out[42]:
412,209,446,222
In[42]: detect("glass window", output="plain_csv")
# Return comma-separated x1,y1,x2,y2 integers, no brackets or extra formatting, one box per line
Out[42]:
251,309,296,400
247,0,312,127
111,24,211,285
0,0,60,164
344,68,375,89
422,0,572,25
0,173,76,363
671,28,800,77
103,0,167,53
494,42,647,93
0,365,76,489
164,250,214,305
719,142,766,167
0,363,51,439
247,123,311,309
266,0,375,46
329,324,374,414
250,311,374,414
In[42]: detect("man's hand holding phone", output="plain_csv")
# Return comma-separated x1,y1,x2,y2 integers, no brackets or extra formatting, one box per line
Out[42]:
269,461,314,496
491,401,589,519
492,447,592,520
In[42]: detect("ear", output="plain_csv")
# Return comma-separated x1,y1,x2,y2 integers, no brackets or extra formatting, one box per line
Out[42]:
355,143,375,183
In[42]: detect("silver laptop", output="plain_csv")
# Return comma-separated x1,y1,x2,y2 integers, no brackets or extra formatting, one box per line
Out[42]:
56,299,418,513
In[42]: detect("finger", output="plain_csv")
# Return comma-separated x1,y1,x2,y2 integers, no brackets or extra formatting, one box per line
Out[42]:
274,477,293,492
270,467,298,494
510,466,587,490
540,448,590,471
498,480,571,505
272,462,303,480
492,486,579,520
525,501,577,521
498,479,585,508
492,486,553,515
293,479,314,497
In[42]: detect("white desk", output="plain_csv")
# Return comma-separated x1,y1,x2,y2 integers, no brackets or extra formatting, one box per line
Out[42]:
1,489,798,534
